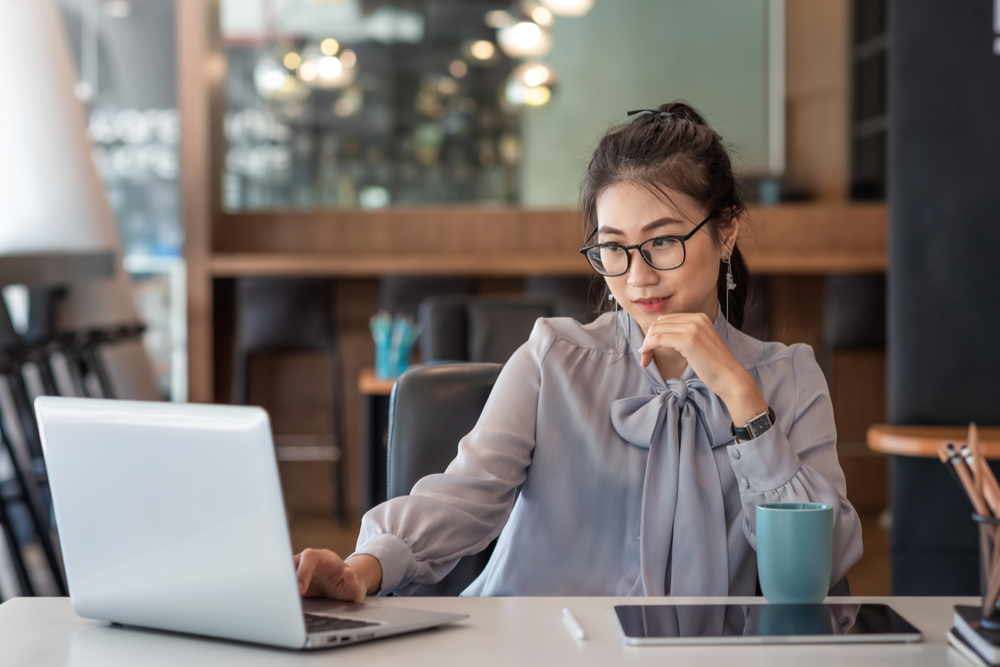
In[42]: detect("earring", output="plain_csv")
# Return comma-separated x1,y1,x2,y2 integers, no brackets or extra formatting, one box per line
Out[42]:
608,293,615,301
723,252,736,323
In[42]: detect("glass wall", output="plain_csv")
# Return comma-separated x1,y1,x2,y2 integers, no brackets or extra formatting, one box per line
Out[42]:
58,0,186,400
221,0,522,210
220,0,778,211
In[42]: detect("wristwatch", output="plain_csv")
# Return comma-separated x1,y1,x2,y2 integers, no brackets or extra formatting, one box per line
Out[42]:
731,407,776,442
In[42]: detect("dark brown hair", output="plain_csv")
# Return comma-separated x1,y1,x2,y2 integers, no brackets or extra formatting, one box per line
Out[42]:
581,101,750,329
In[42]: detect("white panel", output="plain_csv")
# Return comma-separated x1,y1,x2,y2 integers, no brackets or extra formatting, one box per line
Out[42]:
0,0,118,254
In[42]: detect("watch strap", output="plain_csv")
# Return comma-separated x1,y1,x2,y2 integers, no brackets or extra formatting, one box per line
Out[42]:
730,407,776,441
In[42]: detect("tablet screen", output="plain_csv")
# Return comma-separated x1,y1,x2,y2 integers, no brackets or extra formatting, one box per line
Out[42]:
614,604,921,645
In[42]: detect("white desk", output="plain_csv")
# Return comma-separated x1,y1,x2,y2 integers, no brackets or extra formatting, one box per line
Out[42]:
0,596,979,666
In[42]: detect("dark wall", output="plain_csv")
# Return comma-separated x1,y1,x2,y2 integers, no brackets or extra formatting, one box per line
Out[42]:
889,0,1000,425
889,0,1000,594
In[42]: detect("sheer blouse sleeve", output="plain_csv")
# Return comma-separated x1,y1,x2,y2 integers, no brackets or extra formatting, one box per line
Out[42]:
726,343,864,585
351,322,555,596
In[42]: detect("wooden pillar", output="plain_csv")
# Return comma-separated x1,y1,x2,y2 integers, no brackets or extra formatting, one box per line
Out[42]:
784,0,850,200
178,0,224,403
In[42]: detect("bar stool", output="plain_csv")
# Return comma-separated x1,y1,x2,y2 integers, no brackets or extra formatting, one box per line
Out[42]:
0,306,68,595
24,287,145,399
231,277,346,521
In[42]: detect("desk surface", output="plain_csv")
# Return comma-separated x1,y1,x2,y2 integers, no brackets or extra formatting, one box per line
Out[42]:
358,367,396,395
0,595,978,666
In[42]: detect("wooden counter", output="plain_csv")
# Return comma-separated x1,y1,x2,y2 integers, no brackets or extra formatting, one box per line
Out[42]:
867,424,1000,459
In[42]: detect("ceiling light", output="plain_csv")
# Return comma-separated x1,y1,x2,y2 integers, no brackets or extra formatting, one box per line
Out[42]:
449,60,468,78
531,6,553,26
317,56,342,79
523,64,550,87
283,52,301,70
539,0,594,16
504,61,558,110
485,10,512,28
299,53,356,89
497,21,552,58
470,40,496,60
524,85,551,106
437,77,458,95
297,61,317,82
320,38,339,56
340,49,357,68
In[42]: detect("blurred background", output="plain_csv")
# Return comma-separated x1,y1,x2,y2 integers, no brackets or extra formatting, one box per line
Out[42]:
1,0,997,602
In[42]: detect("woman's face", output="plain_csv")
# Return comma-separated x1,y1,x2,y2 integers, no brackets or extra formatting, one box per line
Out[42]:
595,182,737,334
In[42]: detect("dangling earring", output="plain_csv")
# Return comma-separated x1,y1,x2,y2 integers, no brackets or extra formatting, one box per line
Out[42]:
608,292,623,349
723,251,736,323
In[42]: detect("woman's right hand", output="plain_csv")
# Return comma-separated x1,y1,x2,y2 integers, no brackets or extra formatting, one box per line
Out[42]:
293,549,382,602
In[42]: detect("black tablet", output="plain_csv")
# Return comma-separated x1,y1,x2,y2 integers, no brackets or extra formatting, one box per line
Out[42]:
614,604,922,645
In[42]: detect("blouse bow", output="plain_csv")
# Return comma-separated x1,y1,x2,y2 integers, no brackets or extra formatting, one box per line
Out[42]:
610,376,733,597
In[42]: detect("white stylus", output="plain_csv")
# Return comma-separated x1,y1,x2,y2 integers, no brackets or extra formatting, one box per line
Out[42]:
562,607,587,640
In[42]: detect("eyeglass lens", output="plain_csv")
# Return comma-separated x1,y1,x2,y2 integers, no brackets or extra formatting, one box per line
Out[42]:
586,237,685,276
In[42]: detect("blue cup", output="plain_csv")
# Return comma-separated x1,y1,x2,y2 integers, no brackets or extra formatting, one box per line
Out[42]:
756,502,833,604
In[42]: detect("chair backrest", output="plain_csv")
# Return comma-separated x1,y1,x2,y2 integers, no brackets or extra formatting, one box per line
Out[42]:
378,276,475,319
386,362,502,595
234,277,334,354
418,294,587,363
0,298,19,352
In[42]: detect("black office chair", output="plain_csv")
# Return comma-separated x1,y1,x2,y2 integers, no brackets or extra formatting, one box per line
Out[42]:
386,362,503,595
231,277,346,521
378,276,476,320
819,274,886,381
418,294,588,364
386,362,850,597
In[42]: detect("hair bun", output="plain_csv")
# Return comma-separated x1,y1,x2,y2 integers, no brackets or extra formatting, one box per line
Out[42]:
657,102,708,127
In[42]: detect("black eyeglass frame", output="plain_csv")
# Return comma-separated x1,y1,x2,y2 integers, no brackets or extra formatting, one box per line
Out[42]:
578,214,714,277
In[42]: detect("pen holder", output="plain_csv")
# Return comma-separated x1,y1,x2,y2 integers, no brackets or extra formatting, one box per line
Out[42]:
973,513,1000,628
369,311,421,381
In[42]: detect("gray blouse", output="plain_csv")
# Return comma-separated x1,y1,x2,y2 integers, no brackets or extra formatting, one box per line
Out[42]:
353,308,863,597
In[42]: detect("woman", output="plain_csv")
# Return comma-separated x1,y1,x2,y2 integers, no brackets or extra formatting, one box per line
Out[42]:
295,103,863,601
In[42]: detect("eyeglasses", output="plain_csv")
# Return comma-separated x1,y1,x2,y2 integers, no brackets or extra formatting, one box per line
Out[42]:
578,215,713,277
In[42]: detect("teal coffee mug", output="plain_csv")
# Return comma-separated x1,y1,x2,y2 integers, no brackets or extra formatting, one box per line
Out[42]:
756,502,833,604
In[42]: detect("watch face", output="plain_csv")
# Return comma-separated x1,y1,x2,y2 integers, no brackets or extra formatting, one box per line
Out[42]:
747,413,772,438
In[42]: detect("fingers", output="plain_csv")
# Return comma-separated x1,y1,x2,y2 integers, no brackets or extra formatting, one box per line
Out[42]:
342,568,367,603
294,549,368,602
639,316,715,357
295,549,320,595
296,548,346,596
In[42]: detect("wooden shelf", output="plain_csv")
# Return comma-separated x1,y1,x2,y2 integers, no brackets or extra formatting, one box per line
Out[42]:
207,203,887,277
867,424,1000,459
210,250,885,277
212,253,591,277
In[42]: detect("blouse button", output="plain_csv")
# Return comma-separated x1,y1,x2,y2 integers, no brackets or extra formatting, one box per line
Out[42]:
740,478,750,491
730,448,741,460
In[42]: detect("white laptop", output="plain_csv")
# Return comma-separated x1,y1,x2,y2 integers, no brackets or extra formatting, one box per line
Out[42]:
34,396,467,650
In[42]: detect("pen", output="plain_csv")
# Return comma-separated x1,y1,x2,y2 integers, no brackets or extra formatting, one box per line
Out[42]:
960,442,1000,515
944,443,990,516
562,607,587,640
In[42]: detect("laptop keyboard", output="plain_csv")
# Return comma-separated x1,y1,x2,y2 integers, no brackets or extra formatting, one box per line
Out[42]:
304,613,380,634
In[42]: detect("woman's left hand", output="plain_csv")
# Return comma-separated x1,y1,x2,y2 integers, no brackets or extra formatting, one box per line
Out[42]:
638,312,768,428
